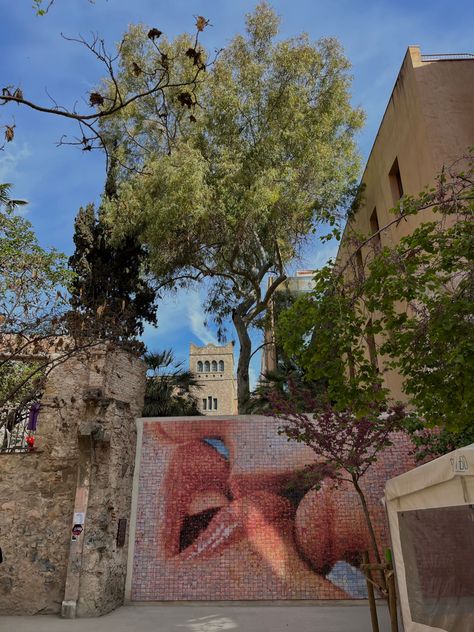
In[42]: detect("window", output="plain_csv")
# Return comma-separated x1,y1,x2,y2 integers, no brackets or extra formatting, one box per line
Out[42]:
366,318,378,370
389,158,404,204
219,360,224,372
208,396,213,410
213,398,218,410
369,207,381,251
202,398,207,410
204,361,210,373
355,249,364,279
211,360,217,372
197,361,203,373
399,506,474,629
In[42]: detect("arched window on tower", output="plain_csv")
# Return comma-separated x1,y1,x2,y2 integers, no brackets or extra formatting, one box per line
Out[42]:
204,361,210,373
211,360,217,372
197,361,203,373
219,360,224,372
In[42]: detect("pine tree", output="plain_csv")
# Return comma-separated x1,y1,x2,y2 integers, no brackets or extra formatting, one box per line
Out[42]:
69,203,157,342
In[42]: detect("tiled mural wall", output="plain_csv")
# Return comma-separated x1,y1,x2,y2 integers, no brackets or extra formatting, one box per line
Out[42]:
130,417,414,600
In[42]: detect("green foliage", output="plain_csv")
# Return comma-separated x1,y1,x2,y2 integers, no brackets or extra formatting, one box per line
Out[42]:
250,288,328,412
142,350,200,417
33,0,94,16
32,0,49,16
277,265,385,415
0,183,27,209
277,154,474,436
99,27,205,168
365,217,474,432
104,2,364,409
403,414,474,462
0,360,43,412
69,203,157,341
0,184,70,337
0,183,70,409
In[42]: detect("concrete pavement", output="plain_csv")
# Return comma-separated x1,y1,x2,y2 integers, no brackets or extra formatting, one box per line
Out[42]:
0,602,394,632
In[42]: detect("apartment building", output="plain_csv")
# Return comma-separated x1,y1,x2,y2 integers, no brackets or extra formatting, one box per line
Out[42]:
335,46,474,400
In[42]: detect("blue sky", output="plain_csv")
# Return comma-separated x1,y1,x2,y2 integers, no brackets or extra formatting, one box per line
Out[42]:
1,0,473,384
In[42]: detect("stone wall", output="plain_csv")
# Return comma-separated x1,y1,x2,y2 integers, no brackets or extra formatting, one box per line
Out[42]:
0,345,145,616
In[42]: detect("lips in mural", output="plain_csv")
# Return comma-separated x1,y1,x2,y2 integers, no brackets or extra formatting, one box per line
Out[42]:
162,438,297,562
179,491,294,561
158,434,373,586
162,439,229,557
133,419,409,600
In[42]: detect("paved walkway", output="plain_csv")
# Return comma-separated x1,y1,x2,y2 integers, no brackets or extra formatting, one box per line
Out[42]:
0,602,394,632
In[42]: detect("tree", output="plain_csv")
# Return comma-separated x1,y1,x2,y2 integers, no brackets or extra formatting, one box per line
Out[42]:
269,384,405,566
403,418,474,462
105,2,364,411
249,287,328,412
277,153,474,441
362,159,474,433
0,179,158,449
277,263,385,416
69,202,157,343
142,350,200,417
0,183,71,436
32,0,95,15
1,14,209,157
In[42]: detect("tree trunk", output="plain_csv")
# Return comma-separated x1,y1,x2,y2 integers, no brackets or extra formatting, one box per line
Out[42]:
232,310,252,413
353,477,382,565
353,477,388,594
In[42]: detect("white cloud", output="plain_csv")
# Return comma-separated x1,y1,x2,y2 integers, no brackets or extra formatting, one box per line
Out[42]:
187,290,219,346
287,235,340,275
0,143,31,185
141,286,219,354
305,240,340,269
142,292,189,341
249,365,258,391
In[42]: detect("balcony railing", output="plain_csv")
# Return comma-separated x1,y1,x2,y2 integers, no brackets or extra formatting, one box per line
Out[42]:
421,53,474,61
0,400,40,453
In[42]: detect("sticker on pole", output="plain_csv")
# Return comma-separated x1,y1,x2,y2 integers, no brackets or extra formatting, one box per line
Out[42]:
72,524,83,538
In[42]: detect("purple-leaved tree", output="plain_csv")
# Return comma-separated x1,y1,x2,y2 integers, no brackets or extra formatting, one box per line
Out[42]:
269,382,405,565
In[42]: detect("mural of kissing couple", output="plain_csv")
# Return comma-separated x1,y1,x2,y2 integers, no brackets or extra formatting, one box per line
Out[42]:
131,417,413,600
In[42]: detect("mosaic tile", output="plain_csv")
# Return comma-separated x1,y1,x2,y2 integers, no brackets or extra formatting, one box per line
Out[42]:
131,418,414,600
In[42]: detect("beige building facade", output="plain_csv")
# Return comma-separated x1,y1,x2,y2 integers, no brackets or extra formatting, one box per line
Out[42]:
336,46,474,400
190,342,238,415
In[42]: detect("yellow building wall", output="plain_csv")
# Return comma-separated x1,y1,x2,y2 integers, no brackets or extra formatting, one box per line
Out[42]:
336,46,474,401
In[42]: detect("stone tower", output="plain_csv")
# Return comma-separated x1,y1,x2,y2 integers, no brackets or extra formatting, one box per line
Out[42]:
189,342,237,415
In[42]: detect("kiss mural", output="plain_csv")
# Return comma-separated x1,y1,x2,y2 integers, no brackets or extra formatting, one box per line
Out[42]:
130,417,414,601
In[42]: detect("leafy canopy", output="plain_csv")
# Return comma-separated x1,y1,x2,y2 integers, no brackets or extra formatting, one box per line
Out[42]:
104,2,363,408
69,203,157,342
0,183,70,409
